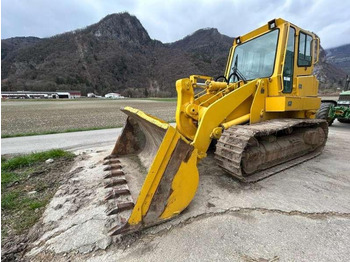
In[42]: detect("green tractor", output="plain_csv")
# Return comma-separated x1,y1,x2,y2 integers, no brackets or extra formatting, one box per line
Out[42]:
317,90,350,126
317,75,350,126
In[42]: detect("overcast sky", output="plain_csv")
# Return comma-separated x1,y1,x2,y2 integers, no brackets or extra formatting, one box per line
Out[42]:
2,0,350,49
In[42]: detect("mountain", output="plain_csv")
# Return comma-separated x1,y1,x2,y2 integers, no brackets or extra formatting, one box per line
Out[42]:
1,13,234,97
325,44,350,74
1,12,348,96
2,13,157,96
88,13,152,45
169,28,233,77
314,47,347,91
1,37,41,60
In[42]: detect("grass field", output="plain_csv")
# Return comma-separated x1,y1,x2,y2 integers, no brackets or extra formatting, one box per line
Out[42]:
1,99,176,137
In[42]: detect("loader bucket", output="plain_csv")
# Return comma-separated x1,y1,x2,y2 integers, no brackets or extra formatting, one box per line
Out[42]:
104,107,199,236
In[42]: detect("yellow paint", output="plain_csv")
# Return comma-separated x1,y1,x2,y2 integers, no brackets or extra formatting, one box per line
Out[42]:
250,80,267,123
175,78,197,140
160,149,199,219
124,106,169,129
266,97,321,112
210,127,223,139
192,80,256,153
296,76,319,97
222,114,250,130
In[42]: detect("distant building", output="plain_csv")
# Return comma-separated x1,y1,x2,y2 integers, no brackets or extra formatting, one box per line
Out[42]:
57,90,81,98
1,90,81,99
105,93,124,99
1,91,57,99
87,93,103,98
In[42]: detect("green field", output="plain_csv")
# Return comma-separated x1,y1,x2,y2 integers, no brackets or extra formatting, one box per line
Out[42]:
1,99,176,137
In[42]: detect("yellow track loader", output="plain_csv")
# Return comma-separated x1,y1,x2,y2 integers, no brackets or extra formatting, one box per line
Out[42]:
103,18,328,236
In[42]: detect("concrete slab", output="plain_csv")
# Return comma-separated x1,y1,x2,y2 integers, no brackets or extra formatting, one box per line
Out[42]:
25,121,350,261
88,211,350,262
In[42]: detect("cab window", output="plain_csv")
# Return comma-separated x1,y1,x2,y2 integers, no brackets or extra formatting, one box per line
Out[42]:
283,27,295,93
228,29,279,82
298,32,312,67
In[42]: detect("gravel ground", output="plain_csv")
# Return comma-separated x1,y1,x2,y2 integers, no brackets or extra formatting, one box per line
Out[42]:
1,99,176,136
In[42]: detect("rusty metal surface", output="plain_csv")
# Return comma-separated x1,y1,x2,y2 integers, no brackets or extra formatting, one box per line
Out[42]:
144,139,193,224
110,109,167,169
104,140,195,236
103,155,136,236
103,108,197,236
215,119,329,182
104,110,169,236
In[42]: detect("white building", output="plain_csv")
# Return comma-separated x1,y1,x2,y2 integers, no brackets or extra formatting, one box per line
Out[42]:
105,93,124,99
1,90,81,99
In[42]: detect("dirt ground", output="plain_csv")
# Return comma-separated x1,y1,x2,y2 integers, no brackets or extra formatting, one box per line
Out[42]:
1,155,76,262
0,96,338,137
1,99,175,136
20,121,350,262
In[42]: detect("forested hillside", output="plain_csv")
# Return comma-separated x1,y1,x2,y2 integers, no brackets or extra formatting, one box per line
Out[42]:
1,12,348,96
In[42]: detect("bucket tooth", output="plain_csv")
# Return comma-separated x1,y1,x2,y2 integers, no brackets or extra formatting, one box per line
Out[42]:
103,170,125,179
103,159,121,165
103,164,122,171
104,178,127,188
109,223,141,236
106,202,135,216
104,154,118,160
105,189,130,200
109,223,128,236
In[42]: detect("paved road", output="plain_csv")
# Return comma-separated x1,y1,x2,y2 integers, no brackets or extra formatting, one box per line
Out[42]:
1,128,122,155
1,123,176,155
2,121,349,155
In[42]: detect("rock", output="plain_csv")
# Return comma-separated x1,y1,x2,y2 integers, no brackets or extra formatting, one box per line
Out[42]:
96,237,112,250
27,191,37,196
68,205,79,214
54,204,63,210
46,158,54,164
7,181,19,187
207,202,216,208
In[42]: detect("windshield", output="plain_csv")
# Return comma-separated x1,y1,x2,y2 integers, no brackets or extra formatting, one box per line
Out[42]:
229,30,279,82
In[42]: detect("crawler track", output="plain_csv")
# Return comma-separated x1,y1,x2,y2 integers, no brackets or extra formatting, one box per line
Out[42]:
215,119,328,182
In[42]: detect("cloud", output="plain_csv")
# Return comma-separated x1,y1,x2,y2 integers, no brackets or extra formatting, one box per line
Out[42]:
1,0,350,48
